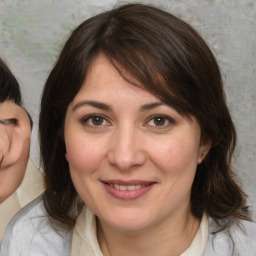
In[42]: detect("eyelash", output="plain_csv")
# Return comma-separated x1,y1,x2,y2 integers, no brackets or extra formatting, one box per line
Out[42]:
80,114,175,129
80,114,111,128
145,115,175,128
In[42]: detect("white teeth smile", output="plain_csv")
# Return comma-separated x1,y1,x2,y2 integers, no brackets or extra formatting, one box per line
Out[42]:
109,184,146,191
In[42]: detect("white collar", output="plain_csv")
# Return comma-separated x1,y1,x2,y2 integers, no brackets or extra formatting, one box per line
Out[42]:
71,205,208,256
71,205,103,256
181,212,208,256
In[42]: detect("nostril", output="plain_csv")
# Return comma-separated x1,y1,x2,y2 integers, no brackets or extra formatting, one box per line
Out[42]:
107,136,146,171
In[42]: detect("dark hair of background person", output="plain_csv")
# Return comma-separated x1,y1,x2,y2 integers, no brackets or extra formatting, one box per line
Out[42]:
0,57,22,105
39,3,250,231
0,57,33,128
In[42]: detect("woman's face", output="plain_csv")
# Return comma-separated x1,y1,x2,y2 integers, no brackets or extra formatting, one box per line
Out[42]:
0,101,31,203
64,54,209,231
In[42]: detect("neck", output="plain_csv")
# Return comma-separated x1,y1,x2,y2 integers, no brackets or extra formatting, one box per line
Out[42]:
97,209,200,256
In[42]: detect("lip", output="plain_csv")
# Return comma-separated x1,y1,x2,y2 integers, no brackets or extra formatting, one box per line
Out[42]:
101,179,156,200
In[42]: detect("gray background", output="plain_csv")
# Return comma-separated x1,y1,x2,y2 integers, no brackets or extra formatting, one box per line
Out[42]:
0,0,255,205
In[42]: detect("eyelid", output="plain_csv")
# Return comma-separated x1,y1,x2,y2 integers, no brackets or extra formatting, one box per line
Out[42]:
80,114,111,127
144,114,175,128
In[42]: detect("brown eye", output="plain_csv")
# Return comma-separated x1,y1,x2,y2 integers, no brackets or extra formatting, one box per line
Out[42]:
91,116,104,126
81,114,110,128
146,115,175,128
153,117,166,126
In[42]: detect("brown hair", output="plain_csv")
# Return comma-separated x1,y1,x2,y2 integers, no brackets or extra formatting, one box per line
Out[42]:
39,3,250,231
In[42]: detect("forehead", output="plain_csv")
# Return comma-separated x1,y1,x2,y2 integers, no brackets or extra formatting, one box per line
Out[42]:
73,54,158,103
70,53,193,122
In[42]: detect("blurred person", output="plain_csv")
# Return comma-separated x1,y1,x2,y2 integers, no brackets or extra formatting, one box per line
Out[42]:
0,57,44,241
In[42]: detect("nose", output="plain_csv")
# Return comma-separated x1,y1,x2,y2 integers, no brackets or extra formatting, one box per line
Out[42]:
107,125,146,171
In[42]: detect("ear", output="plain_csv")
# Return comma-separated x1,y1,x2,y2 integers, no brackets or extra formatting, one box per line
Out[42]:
197,140,211,164
0,123,30,203
0,103,32,169
0,102,31,202
0,120,30,168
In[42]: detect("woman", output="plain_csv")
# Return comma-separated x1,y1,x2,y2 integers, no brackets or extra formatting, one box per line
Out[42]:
1,3,255,256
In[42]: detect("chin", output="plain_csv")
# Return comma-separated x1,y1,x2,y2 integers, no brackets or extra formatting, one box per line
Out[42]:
98,210,155,232
108,220,150,232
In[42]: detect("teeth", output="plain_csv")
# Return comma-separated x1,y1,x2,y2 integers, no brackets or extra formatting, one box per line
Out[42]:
109,184,146,191
128,185,136,190
119,185,127,191
114,184,120,189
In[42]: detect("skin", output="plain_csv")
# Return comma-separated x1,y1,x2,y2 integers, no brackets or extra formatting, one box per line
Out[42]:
0,101,31,203
64,54,211,256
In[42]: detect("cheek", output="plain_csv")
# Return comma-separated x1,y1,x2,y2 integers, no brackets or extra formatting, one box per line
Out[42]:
148,137,199,173
65,135,106,174
0,165,26,203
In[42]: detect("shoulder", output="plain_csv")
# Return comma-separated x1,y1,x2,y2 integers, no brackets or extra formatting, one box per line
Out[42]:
205,214,256,256
0,195,72,256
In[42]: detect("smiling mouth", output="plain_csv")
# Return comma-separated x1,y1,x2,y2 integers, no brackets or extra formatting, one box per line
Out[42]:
101,180,156,199
108,183,148,191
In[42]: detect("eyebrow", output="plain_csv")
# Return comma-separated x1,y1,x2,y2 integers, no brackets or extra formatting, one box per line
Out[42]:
72,100,113,112
140,102,164,111
72,100,164,112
